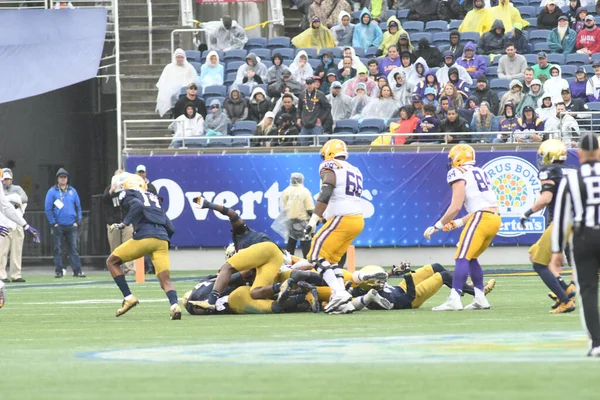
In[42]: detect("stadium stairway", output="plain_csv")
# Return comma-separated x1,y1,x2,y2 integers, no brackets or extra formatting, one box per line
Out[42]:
283,4,304,40
119,0,181,123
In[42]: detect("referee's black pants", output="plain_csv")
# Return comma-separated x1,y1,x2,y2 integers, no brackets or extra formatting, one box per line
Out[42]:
573,229,600,348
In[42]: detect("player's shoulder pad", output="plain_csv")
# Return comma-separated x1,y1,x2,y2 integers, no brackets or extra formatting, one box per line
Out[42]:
538,164,562,181
319,160,344,173
446,167,466,185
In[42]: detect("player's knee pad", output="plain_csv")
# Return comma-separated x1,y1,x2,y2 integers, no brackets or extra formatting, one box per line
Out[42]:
431,263,445,273
316,258,332,277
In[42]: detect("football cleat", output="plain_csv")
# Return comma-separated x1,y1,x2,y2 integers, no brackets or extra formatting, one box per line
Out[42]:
432,293,463,311
464,296,491,310
277,278,295,304
324,291,352,313
364,288,393,310
588,347,600,357
326,301,355,314
187,300,216,313
550,299,576,314
296,281,320,313
116,295,139,317
170,304,182,320
484,279,496,295
565,283,577,298
0,285,4,308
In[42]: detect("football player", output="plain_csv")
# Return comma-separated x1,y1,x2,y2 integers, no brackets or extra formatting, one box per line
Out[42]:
106,173,182,320
304,139,365,313
0,166,41,308
424,144,501,311
520,140,577,314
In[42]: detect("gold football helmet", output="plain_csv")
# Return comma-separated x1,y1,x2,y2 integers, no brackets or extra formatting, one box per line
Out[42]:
537,139,567,166
115,173,147,192
320,139,348,161
448,144,476,169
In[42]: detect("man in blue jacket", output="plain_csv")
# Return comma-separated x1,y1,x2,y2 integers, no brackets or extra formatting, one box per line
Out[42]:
45,168,85,278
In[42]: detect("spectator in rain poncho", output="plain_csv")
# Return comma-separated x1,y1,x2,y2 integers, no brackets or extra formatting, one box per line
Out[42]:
398,51,416,83
234,53,269,86
327,81,353,120
223,86,248,124
536,93,556,121
267,53,289,85
499,79,525,112
199,50,224,87
343,66,378,97
459,0,493,35
248,87,272,122
310,0,352,28
414,70,441,98
409,57,429,88
289,50,315,85
436,51,473,86
361,85,398,119
387,68,414,107
352,8,383,50
205,99,231,136
350,83,371,118
516,78,545,115
155,48,199,117
292,16,336,50
490,0,529,33
337,47,366,70
544,102,581,140
543,65,570,103
314,51,335,79
378,16,405,57
331,11,355,47
168,102,205,148
206,16,248,52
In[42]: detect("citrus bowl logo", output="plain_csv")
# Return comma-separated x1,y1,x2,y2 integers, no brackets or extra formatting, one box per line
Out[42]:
482,156,545,237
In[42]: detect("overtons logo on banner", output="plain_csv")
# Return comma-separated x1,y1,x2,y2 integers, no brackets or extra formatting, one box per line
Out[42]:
482,156,545,238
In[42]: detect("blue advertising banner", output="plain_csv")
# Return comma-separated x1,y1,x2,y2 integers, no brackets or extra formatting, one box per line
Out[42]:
126,150,579,248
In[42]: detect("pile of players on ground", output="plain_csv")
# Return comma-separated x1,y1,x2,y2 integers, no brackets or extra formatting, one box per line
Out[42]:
160,0,600,147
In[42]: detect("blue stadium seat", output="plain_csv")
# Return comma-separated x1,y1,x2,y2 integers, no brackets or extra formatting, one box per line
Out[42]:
432,32,450,47
334,119,359,133
566,53,588,66
297,48,318,59
533,42,551,52
253,48,271,61
223,49,248,63
309,59,321,69
496,90,507,99
365,47,378,58
596,15,600,25
547,54,565,65
185,50,201,63
189,61,202,74
425,20,448,33
485,66,498,77
592,53,600,63
352,10,361,24
262,60,273,69
561,65,577,79
320,47,342,58
359,118,386,133
397,9,409,21
489,78,511,90
524,54,538,65
267,36,291,50
519,6,536,18
480,55,490,65
201,50,224,63
202,85,227,99
529,30,551,44
403,21,424,34
256,83,268,93
278,48,295,61
230,120,257,136
178,86,187,98
379,21,387,31
353,47,365,57
204,96,225,107
207,137,233,147
225,61,244,74
385,10,396,20
529,0,541,6
236,84,251,98
449,20,462,30
245,37,267,50
411,33,432,43
359,57,368,66
353,133,376,145
490,56,500,66
429,67,439,75
587,102,600,111
512,0,527,6
461,31,480,44
231,137,249,147
224,72,237,86
584,65,595,74
536,5,545,14
524,18,537,29
587,3,596,13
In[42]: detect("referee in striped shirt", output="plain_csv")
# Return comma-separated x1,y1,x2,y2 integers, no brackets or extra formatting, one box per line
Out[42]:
550,132,600,357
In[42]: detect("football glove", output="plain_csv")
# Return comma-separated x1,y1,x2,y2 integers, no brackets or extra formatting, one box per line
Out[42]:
191,196,209,209
109,223,126,232
304,213,320,238
392,261,411,276
520,209,534,228
423,221,443,239
443,219,464,232
23,224,41,243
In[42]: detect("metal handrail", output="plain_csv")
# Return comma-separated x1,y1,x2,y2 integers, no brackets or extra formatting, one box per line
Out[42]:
171,28,206,58
147,0,153,65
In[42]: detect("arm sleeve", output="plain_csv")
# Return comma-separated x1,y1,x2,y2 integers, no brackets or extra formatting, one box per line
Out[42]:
0,186,27,227
44,189,56,225
403,273,416,301
551,176,573,253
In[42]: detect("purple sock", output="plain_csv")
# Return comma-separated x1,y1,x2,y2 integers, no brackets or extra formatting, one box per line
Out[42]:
452,258,470,294
468,258,484,291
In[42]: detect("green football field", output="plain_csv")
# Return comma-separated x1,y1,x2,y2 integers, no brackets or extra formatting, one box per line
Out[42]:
1,269,599,400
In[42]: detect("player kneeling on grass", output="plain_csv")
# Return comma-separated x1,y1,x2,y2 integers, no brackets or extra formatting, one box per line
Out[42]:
106,173,182,320
351,262,496,310
424,144,501,311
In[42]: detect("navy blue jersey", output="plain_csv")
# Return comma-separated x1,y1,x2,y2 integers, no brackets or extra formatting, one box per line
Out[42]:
121,190,175,241
374,284,413,310
538,164,578,223
235,228,272,251
186,274,248,315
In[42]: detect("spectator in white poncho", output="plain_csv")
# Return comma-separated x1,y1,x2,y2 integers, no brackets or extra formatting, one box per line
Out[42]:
234,53,269,86
289,50,314,85
155,48,199,117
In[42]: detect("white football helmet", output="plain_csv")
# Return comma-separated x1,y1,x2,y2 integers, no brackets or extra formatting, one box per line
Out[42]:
225,243,236,260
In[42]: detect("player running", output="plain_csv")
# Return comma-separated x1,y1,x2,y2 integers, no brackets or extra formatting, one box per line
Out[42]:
304,139,365,313
520,139,577,314
106,173,182,320
424,144,501,311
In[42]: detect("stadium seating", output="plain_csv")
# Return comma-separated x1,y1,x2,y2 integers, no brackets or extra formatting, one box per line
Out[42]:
253,48,271,61
566,53,588,66
352,10,361,24
485,66,498,78
207,137,234,147
353,47,365,58
561,65,576,79
490,78,511,90
432,32,450,47
309,59,321,69
411,33,432,43
224,72,237,86
334,119,359,134
524,18,537,28
449,20,462,30
533,43,550,53
185,50,201,63
203,85,227,99
223,49,248,62
231,120,257,136
225,61,244,74
189,61,202,74
297,48,318,59
245,37,267,50
205,96,225,106
359,118,386,133
403,21,424,34
461,32,479,44
425,20,448,33
267,37,291,50
529,30,550,44
379,21,387,32
524,54,537,65
397,9,409,21
237,84,251,97
592,53,600,63
231,137,249,147
519,6,536,18
365,47,378,58
320,47,342,58
277,48,295,61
